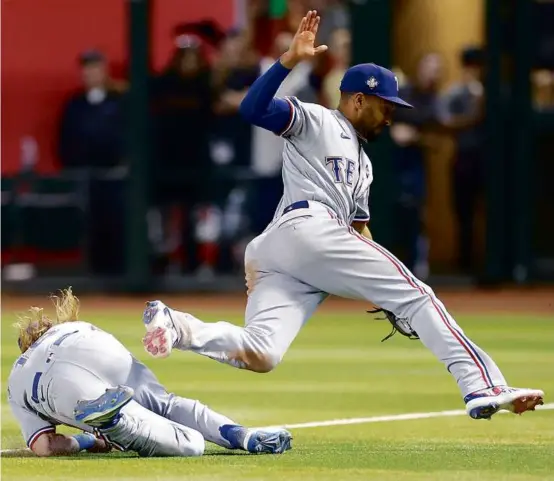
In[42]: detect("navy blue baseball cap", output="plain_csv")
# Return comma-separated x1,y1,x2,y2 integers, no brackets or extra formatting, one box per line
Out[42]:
340,63,413,109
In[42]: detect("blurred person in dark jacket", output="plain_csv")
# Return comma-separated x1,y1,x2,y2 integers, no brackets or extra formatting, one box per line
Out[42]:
152,34,214,184
150,34,216,274
207,30,263,274
212,30,260,169
439,47,485,273
58,50,127,276
390,52,444,280
58,50,125,169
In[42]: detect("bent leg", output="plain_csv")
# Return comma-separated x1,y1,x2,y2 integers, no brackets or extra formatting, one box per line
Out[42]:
165,396,235,449
46,362,205,457
126,357,236,448
101,400,205,457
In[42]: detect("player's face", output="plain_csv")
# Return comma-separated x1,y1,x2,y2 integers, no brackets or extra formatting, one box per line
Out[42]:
356,95,396,140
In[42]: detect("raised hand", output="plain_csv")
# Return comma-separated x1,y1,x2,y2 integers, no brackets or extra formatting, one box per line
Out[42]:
280,10,328,69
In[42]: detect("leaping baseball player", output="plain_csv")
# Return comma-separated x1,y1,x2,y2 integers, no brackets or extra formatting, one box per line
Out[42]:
8,289,292,457
142,10,543,420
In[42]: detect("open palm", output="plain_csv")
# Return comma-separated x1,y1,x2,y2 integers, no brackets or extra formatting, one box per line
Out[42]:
282,10,328,67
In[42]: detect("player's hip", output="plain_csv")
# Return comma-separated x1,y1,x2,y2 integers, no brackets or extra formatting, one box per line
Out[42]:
245,205,331,272
245,200,324,264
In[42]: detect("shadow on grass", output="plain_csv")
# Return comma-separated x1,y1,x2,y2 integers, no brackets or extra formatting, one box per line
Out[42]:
0,448,248,459
0,449,136,459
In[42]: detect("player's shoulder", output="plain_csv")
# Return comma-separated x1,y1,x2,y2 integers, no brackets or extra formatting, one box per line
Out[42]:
285,96,332,118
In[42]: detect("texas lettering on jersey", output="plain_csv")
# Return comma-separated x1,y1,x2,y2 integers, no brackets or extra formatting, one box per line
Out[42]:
325,157,356,186
274,96,373,224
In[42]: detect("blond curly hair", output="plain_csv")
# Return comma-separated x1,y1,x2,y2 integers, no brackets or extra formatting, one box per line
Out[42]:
14,287,81,352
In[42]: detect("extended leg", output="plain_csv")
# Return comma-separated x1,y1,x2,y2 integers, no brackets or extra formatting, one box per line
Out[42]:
124,357,234,448
279,214,543,418
143,271,325,373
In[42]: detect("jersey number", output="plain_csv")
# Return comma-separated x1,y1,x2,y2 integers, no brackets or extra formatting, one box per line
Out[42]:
326,157,355,186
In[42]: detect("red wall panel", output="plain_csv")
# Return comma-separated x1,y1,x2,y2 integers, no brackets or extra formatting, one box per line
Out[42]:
1,0,233,174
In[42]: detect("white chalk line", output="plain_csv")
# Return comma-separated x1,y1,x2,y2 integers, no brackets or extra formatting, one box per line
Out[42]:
261,402,554,430
2,403,553,456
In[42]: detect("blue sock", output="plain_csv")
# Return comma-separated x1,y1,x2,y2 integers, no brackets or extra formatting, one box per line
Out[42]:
219,424,248,449
72,433,96,451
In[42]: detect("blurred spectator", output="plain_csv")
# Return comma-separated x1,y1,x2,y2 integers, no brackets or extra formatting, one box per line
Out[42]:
150,35,215,274
209,30,261,274
390,52,444,280
152,35,213,180
58,50,126,169
248,0,349,57
212,30,259,168
391,67,408,89
439,46,485,273
58,50,127,276
311,0,350,46
321,28,351,108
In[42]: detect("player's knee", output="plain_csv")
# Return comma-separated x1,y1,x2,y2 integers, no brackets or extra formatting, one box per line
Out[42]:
230,335,282,373
182,430,205,457
251,350,281,373
237,349,281,373
228,328,285,373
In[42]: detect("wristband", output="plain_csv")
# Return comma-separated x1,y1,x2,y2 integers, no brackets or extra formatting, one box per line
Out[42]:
72,433,96,451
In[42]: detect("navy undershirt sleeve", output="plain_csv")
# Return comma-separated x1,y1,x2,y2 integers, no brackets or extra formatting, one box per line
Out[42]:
239,60,293,134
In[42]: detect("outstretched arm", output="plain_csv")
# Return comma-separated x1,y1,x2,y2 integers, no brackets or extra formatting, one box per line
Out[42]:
31,432,110,457
238,61,293,134
239,10,328,134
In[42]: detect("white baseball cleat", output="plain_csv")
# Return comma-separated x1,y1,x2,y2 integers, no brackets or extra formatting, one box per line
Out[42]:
464,386,544,420
142,301,177,359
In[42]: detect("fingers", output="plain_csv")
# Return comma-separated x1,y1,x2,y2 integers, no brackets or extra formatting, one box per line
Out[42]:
309,12,320,33
312,15,321,35
296,15,307,35
299,10,320,34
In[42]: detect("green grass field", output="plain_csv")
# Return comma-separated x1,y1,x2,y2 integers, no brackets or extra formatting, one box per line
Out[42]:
1,301,553,481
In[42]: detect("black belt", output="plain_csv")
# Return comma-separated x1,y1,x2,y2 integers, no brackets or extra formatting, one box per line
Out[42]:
282,200,309,215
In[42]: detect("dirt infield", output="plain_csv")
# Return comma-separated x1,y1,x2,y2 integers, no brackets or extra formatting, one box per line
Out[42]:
2,288,553,315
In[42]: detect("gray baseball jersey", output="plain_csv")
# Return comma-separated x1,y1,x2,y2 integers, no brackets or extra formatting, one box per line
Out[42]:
7,322,87,446
271,96,373,226
7,322,235,455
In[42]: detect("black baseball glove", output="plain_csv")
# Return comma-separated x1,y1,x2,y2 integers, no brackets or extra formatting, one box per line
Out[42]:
368,308,420,342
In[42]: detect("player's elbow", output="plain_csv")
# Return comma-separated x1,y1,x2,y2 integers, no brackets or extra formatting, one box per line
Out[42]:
239,95,256,122
31,433,55,457
33,445,53,457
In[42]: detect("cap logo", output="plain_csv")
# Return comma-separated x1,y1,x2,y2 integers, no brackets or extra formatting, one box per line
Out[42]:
366,76,379,89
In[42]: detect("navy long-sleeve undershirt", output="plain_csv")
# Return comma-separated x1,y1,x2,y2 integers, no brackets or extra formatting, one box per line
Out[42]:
238,60,293,134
